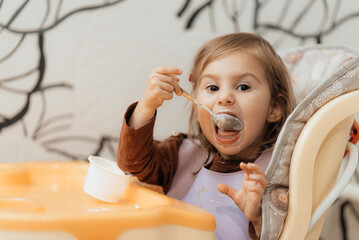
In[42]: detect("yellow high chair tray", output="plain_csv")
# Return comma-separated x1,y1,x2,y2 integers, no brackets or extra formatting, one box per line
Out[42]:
0,161,216,240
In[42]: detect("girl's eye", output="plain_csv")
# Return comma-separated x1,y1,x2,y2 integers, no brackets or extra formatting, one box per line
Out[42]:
237,84,250,91
208,85,219,91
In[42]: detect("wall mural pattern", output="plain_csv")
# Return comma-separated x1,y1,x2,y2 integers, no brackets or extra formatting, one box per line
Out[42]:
177,0,359,46
0,0,123,160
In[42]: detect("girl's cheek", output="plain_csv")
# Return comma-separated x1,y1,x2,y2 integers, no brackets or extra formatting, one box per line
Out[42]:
198,92,216,106
197,108,206,120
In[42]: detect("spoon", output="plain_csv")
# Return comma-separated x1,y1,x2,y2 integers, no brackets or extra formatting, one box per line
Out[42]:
180,88,243,131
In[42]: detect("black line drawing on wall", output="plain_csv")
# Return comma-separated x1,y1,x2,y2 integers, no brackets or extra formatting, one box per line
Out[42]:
177,0,359,47
0,0,123,160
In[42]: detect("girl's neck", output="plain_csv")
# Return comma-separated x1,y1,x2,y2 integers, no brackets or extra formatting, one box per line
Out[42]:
208,144,265,173
208,152,258,173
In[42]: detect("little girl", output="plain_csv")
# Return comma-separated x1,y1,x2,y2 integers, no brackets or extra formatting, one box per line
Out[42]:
117,32,295,240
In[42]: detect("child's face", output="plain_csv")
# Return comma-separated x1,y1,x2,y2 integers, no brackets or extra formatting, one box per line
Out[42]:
196,51,281,160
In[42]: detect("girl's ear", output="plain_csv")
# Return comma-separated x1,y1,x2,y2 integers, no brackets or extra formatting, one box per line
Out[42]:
267,100,283,123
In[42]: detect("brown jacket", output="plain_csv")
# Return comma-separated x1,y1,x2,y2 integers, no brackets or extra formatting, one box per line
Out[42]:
117,102,186,193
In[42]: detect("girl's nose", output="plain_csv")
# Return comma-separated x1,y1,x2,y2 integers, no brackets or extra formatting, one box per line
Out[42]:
218,92,234,105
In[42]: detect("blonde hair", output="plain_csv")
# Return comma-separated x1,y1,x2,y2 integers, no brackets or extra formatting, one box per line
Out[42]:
188,32,296,155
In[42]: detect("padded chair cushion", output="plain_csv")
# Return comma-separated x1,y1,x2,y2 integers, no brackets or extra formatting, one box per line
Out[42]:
261,44,359,240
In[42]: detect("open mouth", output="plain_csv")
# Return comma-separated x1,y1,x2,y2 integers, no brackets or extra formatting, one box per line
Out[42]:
214,124,241,144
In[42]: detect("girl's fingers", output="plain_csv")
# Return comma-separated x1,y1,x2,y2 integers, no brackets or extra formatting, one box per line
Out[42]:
159,89,174,101
240,162,265,176
157,80,175,93
240,163,268,188
247,182,266,199
217,183,239,201
150,73,182,96
247,173,268,188
154,66,182,76
168,74,182,95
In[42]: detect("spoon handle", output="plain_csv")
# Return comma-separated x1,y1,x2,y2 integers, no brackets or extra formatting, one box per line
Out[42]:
180,88,195,102
180,88,215,117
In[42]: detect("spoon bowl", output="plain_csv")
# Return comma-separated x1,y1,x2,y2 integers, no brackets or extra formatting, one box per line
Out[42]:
212,113,243,131
181,88,243,131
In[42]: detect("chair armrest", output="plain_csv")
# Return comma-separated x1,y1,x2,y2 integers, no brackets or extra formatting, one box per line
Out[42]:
308,142,359,231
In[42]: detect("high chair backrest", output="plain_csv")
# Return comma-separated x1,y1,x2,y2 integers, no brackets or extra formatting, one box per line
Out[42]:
261,44,359,240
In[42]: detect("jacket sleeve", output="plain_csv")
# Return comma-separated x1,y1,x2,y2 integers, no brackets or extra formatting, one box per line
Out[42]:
116,102,185,193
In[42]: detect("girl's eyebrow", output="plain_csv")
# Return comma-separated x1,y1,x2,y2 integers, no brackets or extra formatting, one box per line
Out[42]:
200,74,220,81
239,72,262,83
200,72,261,83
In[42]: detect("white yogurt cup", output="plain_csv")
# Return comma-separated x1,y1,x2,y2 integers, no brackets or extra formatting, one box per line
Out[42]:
84,156,130,203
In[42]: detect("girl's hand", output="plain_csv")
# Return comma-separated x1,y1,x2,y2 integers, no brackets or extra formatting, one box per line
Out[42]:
140,66,182,111
217,163,268,235
129,66,182,129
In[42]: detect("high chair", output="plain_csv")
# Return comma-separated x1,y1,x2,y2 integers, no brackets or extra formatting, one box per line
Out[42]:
261,44,359,240
0,161,216,240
